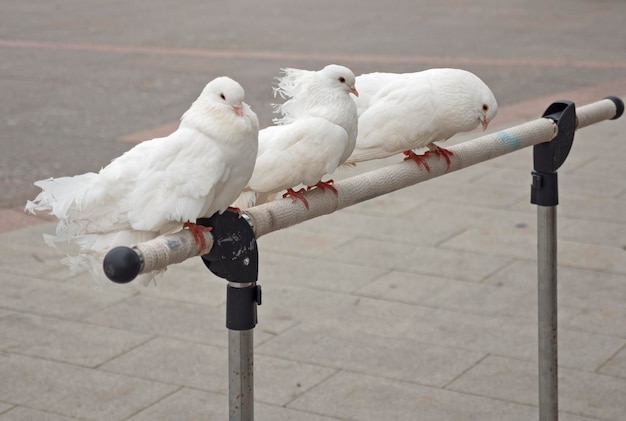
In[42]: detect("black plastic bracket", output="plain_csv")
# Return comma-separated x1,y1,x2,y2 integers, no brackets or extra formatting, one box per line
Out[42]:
198,210,260,331
530,100,577,206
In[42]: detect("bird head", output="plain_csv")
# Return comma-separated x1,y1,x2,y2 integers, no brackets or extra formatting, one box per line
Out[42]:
200,76,247,117
320,64,359,97
477,89,498,131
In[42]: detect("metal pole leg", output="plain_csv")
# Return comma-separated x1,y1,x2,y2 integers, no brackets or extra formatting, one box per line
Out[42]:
229,327,254,419
537,206,558,420
531,100,576,421
226,282,260,421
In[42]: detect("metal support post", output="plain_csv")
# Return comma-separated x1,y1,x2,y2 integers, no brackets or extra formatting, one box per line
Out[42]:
536,205,558,420
200,211,260,421
531,100,576,421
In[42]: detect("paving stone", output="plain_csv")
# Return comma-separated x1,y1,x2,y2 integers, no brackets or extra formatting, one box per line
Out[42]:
483,145,534,169
404,200,537,231
289,371,538,421
471,166,625,201
356,270,537,320
598,344,626,379
257,320,486,388
558,240,626,274
0,310,151,367
441,226,537,261
484,258,540,289
411,177,530,209
101,336,335,406
443,227,626,274
0,256,76,283
126,389,225,421
127,387,339,421
0,241,68,274
341,189,426,217
0,274,133,320
256,354,337,407
512,195,626,225
572,156,626,180
0,405,13,417
0,222,55,247
560,218,626,249
293,207,465,247
400,308,625,372
447,355,626,420
320,237,512,282
257,227,357,258
0,208,49,234
101,336,228,394
139,258,229,307
84,294,245,348
0,353,176,421
259,250,389,294
261,284,433,337
257,283,423,336
0,406,77,421
486,260,626,337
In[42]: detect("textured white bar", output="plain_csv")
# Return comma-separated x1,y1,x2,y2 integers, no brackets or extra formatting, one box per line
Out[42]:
246,118,557,238
133,229,213,275
127,97,619,276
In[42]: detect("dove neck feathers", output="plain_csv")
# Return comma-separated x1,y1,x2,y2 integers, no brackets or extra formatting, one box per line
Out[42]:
180,100,258,141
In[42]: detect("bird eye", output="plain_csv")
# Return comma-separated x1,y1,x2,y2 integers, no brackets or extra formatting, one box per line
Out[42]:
482,104,489,112
338,76,346,83
220,93,226,100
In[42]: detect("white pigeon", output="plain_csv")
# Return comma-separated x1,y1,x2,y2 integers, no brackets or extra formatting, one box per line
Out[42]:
233,64,359,209
25,77,259,284
347,68,498,170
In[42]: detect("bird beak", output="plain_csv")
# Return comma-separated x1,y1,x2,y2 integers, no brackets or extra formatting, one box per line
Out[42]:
233,105,243,117
481,118,489,131
350,85,359,97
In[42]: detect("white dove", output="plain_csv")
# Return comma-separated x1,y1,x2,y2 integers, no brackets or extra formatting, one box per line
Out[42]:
233,64,359,209
347,68,498,171
25,77,259,284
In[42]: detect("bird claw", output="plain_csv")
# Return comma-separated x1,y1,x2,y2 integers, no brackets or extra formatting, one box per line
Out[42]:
184,222,213,253
403,150,431,172
283,188,310,209
307,179,338,195
432,145,454,167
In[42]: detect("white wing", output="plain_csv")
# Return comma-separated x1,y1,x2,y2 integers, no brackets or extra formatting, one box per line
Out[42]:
248,118,349,194
348,81,439,163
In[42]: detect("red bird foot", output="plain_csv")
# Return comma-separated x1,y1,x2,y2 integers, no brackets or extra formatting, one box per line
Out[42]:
403,150,431,172
307,179,338,195
184,222,213,253
430,144,454,167
282,188,310,209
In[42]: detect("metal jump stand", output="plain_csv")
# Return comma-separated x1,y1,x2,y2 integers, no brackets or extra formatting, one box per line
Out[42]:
102,96,624,421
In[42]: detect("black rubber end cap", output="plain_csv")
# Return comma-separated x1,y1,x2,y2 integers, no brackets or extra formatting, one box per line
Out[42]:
103,246,142,283
604,96,624,120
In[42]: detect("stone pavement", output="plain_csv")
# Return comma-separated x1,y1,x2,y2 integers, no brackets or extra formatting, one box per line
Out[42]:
1,99,625,420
